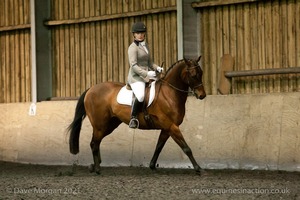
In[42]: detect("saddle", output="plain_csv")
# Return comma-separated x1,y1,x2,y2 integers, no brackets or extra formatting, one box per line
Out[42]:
117,81,156,128
125,81,152,90
117,81,156,107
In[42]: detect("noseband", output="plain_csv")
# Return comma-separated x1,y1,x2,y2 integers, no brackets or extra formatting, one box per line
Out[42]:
191,82,203,90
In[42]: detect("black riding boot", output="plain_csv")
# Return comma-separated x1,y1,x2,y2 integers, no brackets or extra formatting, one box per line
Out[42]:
129,97,143,129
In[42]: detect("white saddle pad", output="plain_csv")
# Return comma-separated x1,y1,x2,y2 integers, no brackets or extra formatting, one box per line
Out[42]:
117,81,156,107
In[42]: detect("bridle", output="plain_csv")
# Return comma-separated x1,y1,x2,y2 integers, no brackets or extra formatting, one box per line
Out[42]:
160,65,203,94
160,79,190,93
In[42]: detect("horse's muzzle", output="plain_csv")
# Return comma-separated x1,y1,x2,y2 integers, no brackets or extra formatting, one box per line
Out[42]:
194,86,206,100
197,93,206,100
194,91,206,100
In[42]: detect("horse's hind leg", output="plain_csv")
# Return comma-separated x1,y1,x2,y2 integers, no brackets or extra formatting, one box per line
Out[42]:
150,129,170,170
89,129,103,174
89,117,122,174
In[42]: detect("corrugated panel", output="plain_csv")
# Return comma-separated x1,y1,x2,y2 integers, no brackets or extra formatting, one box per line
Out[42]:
0,0,31,103
198,0,300,94
49,0,177,98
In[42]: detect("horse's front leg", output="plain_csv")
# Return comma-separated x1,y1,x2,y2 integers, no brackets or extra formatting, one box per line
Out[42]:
150,129,170,170
169,124,202,173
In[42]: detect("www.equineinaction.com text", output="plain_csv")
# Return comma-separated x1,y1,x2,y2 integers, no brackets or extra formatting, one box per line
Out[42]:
191,187,291,195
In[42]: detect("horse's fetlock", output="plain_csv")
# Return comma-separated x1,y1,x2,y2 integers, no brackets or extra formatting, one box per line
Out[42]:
183,147,192,154
90,141,95,148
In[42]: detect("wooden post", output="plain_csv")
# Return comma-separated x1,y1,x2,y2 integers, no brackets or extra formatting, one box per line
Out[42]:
218,54,234,95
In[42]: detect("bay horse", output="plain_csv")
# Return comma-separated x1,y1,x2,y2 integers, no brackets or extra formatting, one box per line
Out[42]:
68,56,206,174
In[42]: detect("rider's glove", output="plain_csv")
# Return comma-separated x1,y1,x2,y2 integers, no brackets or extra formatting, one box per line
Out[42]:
147,71,157,80
156,67,163,73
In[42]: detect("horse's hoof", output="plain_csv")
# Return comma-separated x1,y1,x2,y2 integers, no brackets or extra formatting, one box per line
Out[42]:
150,166,157,172
149,164,155,170
95,168,101,175
194,166,203,175
88,164,95,173
149,163,158,171
196,169,208,176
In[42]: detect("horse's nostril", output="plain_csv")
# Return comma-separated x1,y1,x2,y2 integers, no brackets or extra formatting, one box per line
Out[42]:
199,94,206,100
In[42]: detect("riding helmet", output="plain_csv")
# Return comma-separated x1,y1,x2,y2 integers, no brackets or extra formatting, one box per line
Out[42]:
131,22,147,33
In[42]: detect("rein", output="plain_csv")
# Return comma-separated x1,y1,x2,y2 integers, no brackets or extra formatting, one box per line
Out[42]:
160,79,203,94
160,79,190,93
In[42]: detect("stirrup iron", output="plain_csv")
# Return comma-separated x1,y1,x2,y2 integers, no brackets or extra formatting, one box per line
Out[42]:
129,118,139,129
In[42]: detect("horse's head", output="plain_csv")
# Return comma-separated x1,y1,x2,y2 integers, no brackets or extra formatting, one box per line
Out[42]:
183,56,206,100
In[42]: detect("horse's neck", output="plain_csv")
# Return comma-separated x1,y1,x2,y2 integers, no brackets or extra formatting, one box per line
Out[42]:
163,62,189,92
161,62,189,103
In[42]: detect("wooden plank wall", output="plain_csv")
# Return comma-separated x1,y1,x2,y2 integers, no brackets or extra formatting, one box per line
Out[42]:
196,0,300,94
0,0,31,103
48,0,177,98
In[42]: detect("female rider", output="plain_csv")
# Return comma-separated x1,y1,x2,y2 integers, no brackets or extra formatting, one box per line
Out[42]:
127,22,163,129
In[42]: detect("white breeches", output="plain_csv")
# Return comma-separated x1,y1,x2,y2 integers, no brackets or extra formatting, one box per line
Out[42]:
130,81,145,102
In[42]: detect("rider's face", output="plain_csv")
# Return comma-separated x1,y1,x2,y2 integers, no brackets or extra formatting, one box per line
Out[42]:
133,32,146,41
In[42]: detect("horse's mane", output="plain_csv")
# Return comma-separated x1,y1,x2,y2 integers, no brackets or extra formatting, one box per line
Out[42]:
163,59,185,77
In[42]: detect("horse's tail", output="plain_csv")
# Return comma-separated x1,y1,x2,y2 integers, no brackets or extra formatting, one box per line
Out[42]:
67,89,89,155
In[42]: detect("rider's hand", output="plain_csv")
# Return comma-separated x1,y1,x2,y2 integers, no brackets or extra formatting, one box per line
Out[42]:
147,71,156,80
156,67,163,73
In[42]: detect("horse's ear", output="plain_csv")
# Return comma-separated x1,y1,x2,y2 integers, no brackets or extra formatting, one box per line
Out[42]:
196,56,202,63
183,58,190,66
